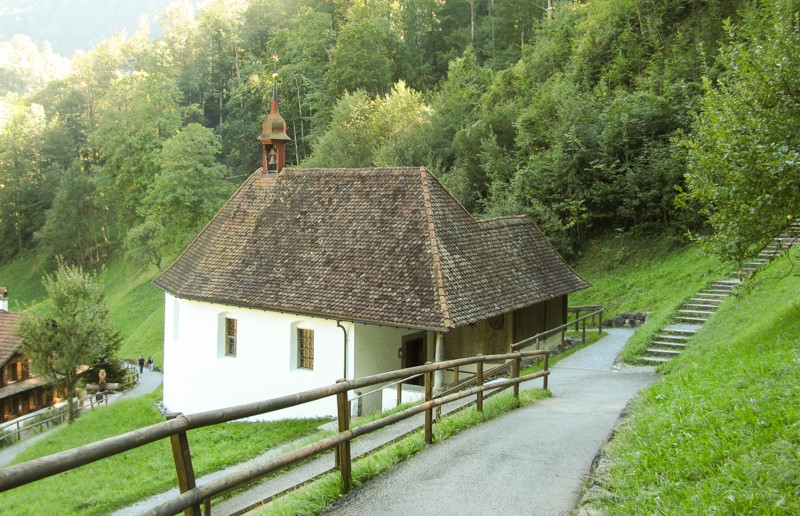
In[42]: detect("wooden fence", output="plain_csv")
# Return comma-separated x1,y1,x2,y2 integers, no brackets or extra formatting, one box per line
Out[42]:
512,305,604,352
0,362,140,448
0,350,550,515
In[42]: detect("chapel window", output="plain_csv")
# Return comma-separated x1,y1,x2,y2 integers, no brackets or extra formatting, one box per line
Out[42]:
297,329,314,370
225,318,237,357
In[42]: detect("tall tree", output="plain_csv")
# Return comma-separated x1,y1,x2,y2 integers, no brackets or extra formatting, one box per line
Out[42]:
683,0,800,260
37,165,105,265
128,123,232,266
0,101,57,258
18,260,120,424
304,81,433,168
324,18,395,100
92,71,183,219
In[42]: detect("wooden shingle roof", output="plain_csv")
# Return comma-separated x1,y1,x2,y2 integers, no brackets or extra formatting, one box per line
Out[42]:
0,311,22,367
154,167,589,330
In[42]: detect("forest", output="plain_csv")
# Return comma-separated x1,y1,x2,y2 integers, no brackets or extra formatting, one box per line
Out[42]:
1,0,799,270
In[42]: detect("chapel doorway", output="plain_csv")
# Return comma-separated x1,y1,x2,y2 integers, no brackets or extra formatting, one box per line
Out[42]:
402,333,427,386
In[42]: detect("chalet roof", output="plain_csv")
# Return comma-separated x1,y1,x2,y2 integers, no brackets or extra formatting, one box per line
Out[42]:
0,311,22,367
154,167,589,330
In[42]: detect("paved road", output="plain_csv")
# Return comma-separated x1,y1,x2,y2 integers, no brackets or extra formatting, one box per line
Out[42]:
324,328,657,516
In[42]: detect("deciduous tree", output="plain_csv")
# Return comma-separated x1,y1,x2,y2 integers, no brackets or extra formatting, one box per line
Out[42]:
18,260,120,424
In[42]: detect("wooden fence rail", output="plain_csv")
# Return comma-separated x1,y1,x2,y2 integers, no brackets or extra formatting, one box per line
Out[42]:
0,350,550,515
512,306,604,352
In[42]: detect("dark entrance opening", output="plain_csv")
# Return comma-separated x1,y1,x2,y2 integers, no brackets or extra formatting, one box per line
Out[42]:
402,333,427,386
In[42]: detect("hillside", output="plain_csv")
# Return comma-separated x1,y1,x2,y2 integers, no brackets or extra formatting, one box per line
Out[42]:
1,235,798,512
0,250,165,364
583,247,800,513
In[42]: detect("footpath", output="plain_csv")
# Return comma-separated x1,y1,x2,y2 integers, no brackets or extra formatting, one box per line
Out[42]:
0,368,163,468
117,328,656,515
324,328,657,516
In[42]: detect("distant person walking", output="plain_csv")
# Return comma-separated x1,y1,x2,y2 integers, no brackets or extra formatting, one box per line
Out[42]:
138,355,145,374
147,355,154,372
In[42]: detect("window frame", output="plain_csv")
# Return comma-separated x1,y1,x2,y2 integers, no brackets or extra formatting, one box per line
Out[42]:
225,317,237,357
297,328,314,370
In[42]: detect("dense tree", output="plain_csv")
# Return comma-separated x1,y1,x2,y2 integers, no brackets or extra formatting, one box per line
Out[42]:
304,81,432,168
324,18,395,100
128,123,232,266
0,101,58,257
0,35,70,96
683,0,800,261
37,165,105,265
17,260,120,423
0,0,781,265
92,71,184,217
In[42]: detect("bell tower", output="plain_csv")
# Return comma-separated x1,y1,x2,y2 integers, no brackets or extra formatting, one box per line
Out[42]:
258,74,291,176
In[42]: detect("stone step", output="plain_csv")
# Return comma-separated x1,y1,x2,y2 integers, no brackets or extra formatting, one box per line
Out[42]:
696,292,728,298
678,309,716,316
654,334,691,341
651,340,687,348
682,304,718,310
700,289,732,295
689,297,723,304
708,282,739,292
675,316,709,323
640,356,671,364
647,348,682,356
663,325,701,334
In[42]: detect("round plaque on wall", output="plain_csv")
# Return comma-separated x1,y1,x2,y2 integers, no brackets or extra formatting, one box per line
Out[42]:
488,314,504,330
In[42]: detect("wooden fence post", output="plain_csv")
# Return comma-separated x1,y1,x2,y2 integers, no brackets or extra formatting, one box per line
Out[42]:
336,379,352,492
598,309,603,334
166,413,201,516
543,353,550,391
476,355,484,412
424,362,433,445
582,317,587,343
396,382,402,408
511,353,520,399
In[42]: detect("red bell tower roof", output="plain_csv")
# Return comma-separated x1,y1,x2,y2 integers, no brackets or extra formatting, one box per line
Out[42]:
258,74,290,175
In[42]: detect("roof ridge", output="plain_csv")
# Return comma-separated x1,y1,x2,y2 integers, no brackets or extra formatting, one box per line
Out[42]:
419,167,453,330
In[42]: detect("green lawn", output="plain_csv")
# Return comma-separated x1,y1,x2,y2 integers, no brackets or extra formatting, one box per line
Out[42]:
0,390,330,515
582,249,800,513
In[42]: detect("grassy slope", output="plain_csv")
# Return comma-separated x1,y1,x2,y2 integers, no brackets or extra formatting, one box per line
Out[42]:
0,251,49,311
0,250,167,364
570,233,727,360
0,388,330,514
584,250,800,513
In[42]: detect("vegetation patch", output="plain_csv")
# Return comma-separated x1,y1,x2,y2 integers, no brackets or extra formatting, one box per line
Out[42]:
571,233,726,360
581,251,800,513
0,391,330,515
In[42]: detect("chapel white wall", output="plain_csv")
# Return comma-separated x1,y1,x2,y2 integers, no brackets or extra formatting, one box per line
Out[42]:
163,295,347,421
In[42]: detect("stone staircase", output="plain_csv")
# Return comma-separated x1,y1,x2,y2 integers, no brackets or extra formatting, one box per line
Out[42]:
639,221,800,365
